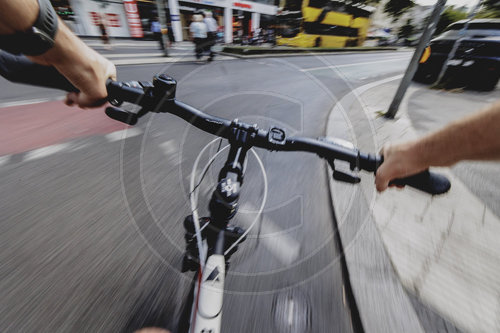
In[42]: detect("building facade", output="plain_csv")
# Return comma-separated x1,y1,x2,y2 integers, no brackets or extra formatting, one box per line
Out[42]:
51,0,277,43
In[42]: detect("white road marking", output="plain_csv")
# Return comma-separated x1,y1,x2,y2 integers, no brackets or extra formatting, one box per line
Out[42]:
237,204,301,265
2,128,144,165
105,52,195,59
24,143,70,162
288,299,295,326
68,142,91,152
159,140,176,155
0,155,11,167
84,42,158,47
300,57,411,72
106,52,165,58
105,128,143,142
111,56,233,66
0,96,64,108
159,140,181,165
171,46,194,50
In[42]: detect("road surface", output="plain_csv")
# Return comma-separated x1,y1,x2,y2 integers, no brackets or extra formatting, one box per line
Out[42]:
0,41,412,333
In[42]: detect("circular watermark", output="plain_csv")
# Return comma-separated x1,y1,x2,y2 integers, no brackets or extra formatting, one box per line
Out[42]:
115,46,380,296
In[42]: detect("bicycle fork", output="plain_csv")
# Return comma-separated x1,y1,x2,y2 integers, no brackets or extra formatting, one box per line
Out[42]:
188,142,249,333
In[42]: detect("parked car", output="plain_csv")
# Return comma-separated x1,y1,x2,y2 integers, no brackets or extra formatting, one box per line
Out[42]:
413,19,500,91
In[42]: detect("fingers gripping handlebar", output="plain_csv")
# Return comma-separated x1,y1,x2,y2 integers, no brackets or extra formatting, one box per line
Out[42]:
104,75,450,195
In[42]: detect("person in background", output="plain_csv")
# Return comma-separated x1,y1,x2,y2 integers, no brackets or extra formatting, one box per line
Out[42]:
167,22,175,46
203,11,218,61
189,13,207,60
151,17,164,51
99,17,111,50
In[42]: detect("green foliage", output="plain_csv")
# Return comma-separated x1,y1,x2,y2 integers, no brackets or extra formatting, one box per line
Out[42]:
398,19,414,39
435,6,468,35
384,0,415,19
475,9,500,18
475,0,500,18
483,0,500,11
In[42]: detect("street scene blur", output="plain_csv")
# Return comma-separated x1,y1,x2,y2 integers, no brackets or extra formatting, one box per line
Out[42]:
0,0,499,332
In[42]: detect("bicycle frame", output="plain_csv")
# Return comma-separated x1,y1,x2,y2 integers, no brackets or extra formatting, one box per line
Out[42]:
191,253,225,333
187,136,254,333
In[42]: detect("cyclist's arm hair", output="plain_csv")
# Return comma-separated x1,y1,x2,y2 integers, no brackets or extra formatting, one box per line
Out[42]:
376,100,500,192
0,0,116,108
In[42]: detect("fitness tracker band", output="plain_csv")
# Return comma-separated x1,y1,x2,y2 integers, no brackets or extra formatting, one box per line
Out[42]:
0,0,59,56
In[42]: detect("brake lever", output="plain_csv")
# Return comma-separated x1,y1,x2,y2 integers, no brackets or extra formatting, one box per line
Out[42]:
327,159,360,184
105,106,139,125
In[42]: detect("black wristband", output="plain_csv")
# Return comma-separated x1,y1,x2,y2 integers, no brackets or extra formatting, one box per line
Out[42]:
0,0,59,56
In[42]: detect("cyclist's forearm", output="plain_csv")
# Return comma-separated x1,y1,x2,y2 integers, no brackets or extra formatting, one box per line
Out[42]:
0,0,39,34
31,21,109,100
0,0,110,100
411,100,500,167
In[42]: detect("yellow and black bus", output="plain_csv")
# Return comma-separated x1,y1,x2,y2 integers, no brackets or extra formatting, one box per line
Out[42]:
276,0,373,47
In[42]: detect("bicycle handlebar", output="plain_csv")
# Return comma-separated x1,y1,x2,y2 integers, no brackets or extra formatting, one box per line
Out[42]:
0,53,450,195
104,78,450,195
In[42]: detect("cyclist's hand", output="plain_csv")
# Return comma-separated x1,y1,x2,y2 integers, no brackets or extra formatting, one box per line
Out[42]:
375,142,426,192
63,53,116,108
26,22,117,109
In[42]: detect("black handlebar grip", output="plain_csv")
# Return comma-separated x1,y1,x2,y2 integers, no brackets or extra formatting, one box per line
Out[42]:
0,51,78,92
389,170,451,195
105,106,138,125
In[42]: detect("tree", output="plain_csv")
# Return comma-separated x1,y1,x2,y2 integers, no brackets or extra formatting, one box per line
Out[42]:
398,19,414,40
484,0,500,10
384,0,415,19
434,6,468,35
477,0,500,17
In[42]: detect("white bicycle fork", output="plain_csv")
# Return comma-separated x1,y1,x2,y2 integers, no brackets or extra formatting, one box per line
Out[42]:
190,254,225,333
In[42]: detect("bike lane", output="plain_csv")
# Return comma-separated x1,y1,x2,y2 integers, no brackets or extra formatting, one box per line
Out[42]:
0,101,128,156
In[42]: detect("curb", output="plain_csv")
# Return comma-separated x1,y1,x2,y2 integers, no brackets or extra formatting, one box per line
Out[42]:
217,49,403,59
368,86,500,333
109,55,237,67
325,76,425,333
222,46,399,54
328,78,500,333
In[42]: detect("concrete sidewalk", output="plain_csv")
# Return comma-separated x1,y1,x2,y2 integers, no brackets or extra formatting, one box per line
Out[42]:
326,80,500,332
80,39,236,65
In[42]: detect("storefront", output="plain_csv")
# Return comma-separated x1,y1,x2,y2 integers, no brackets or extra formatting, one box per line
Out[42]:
179,0,276,43
51,0,275,42
55,0,141,38
178,0,225,40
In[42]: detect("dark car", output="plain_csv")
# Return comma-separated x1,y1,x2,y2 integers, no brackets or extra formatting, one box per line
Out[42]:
414,19,500,91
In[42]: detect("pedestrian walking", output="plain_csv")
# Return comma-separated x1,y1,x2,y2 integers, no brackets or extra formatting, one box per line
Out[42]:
167,22,175,46
189,13,207,60
99,18,111,50
203,11,218,61
151,17,164,51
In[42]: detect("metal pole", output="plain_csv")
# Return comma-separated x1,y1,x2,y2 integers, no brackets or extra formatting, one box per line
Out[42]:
385,0,447,119
434,0,482,86
156,0,169,56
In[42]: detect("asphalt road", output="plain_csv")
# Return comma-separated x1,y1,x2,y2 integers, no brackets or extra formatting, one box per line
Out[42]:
0,45,412,333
